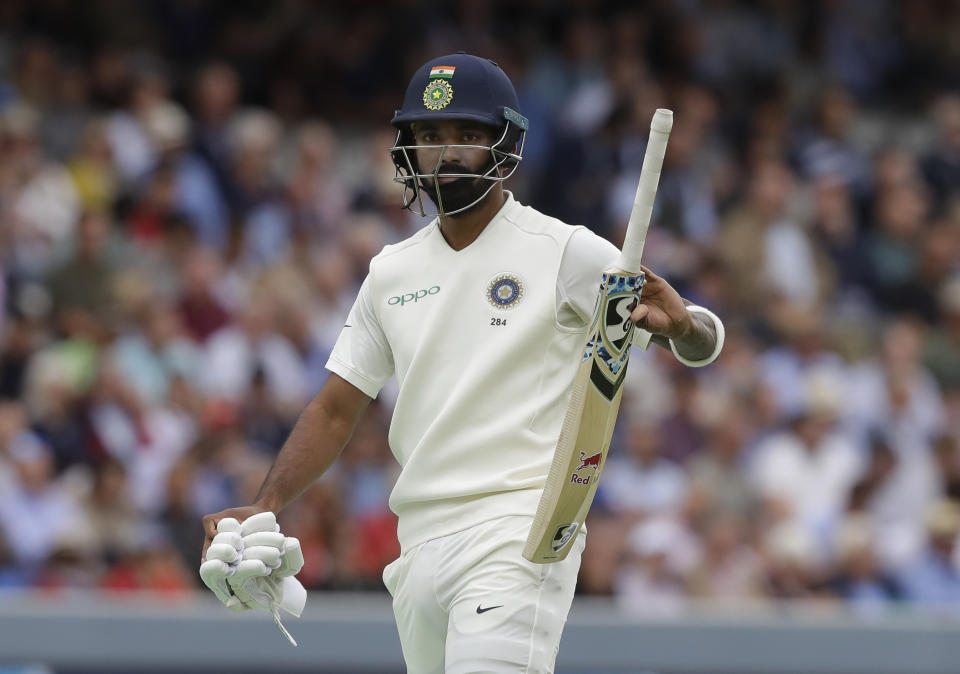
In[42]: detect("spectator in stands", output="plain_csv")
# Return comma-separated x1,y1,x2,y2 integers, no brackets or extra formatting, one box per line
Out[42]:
657,370,706,465
795,85,869,192
285,121,351,239
229,110,290,264
616,516,698,617
600,418,689,521
898,500,960,608
922,94,960,213
190,62,242,203
759,304,849,419
110,300,203,407
0,432,80,568
77,458,141,563
687,400,759,522
825,515,901,614
686,513,765,601
863,179,932,315
67,119,118,214
924,275,960,393
45,210,121,329
749,373,863,548
761,520,825,599
1,102,80,279
203,292,308,410
847,318,946,448
718,159,833,313
176,247,233,342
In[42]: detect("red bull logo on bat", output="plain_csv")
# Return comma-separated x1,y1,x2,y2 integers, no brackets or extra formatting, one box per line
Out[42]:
577,451,603,471
570,451,603,484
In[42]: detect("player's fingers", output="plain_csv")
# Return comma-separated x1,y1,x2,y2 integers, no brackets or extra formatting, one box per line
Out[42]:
201,514,219,560
242,531,285,549
230,558,270,584
240,512,279,536
639,264,660,281
275,538,305,577
217,517,241,534
212,531,243,548
201,514,241,562
206,542,242,564
199,559,235,605
630,303,650,324
202,514,218,539
244,545,281,568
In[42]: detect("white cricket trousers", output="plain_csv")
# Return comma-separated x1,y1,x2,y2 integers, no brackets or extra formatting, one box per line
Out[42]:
382,515,585,673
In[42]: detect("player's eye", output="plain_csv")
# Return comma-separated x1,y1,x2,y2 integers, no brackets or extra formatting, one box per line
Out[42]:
418,132,439,143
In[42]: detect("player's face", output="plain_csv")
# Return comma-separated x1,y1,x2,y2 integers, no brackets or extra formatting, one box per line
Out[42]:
407,119,503,217
411,120,496,182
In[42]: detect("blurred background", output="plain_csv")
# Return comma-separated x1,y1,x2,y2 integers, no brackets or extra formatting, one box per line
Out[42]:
0,0,958,672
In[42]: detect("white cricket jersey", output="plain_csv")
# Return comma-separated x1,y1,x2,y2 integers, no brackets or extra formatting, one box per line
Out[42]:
327,193,651,551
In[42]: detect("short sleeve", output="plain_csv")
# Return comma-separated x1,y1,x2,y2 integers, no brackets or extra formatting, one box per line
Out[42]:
556,227,653,350
325,274,395,398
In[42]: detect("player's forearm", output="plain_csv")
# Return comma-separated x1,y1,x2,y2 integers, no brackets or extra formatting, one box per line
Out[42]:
649,315,715,359
255,380,370,512
649,302,722,364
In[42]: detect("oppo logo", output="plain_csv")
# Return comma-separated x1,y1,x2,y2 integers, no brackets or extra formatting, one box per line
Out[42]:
388,285,440,306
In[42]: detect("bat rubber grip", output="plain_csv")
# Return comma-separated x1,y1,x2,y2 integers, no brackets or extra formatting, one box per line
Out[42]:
618,108,673,274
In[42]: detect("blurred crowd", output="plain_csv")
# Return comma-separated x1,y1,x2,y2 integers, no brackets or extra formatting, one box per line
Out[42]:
0,0,958,615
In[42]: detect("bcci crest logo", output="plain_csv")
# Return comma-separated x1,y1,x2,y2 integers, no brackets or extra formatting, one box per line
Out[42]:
487,273,524,309
423,79,453,111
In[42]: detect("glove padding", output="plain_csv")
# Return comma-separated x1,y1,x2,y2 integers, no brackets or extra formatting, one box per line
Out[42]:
199,512,307,645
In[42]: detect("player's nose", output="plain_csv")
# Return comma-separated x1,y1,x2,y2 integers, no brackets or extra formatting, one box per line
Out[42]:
439,142,466,163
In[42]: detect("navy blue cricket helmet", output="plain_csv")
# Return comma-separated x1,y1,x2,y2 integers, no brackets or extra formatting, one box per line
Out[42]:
389,53,529,217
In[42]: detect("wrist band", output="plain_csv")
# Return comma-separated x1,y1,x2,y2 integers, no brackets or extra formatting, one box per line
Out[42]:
669,305,725,367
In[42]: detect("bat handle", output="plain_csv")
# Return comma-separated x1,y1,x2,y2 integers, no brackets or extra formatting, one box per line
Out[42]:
618,108,673,274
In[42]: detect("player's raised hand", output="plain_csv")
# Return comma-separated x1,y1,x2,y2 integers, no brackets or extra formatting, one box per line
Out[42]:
630,265,693,340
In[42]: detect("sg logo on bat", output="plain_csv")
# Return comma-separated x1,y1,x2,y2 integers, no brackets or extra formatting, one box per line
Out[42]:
599,273,644,357
551,523,579,553
583,272,645,401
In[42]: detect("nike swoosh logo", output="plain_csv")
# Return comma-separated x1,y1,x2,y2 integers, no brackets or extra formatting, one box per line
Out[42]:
476,605,503,614
344,324,352,328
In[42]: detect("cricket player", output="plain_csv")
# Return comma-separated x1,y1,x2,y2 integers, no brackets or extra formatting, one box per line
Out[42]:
201,53,724,672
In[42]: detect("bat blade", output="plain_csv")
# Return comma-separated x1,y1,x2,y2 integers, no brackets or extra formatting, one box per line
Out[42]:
522,271,641,562
523,109,673,564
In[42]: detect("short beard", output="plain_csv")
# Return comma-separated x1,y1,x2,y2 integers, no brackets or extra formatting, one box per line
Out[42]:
419,161,497,217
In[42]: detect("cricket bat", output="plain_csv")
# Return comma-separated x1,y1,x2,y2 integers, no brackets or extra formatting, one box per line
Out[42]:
523,108,673,563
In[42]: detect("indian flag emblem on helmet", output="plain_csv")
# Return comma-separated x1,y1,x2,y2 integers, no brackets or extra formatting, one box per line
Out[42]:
423,79,453,111
429,66,455,79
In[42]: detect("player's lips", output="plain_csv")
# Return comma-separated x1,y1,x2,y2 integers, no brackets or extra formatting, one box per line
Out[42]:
436,166,470,183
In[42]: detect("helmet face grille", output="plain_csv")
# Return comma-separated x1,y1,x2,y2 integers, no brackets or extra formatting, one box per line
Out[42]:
389,121,526,217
